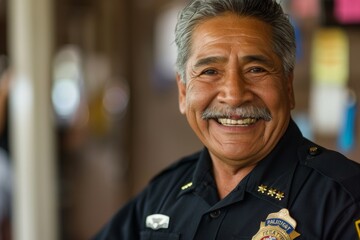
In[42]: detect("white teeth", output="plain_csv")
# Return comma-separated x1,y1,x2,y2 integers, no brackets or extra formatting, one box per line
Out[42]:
217,118,257,126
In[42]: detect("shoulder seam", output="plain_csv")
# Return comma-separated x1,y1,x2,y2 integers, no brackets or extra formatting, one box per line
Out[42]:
149,151,200,183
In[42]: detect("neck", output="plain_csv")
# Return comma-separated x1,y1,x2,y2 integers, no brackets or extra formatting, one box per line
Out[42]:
211,157,256,199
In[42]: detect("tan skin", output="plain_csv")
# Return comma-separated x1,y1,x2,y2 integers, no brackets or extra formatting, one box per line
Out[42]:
176,13,295,199
0,70,10,135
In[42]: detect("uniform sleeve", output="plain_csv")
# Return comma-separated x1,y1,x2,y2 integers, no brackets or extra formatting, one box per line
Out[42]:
325,201,360,239
92,196,143,240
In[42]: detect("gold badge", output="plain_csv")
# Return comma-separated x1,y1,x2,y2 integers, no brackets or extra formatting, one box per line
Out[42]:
252,209,300,240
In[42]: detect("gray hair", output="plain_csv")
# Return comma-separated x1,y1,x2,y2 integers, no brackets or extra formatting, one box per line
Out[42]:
174,0,296,82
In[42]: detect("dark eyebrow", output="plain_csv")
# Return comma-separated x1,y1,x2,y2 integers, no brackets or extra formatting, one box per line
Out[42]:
193,56,228,69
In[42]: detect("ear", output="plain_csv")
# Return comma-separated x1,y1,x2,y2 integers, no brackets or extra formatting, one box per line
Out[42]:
286,72,295,110
176,73,186,114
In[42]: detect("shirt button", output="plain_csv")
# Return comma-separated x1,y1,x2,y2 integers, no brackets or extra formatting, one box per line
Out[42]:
308,146,321,156
210,210,221,218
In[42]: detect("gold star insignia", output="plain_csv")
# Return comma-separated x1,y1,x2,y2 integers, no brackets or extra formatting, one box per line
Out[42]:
275,191,285,201
257,185,267,194
267,188,276,197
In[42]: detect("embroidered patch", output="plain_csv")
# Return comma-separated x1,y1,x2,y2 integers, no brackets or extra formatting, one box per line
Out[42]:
355,219,360,239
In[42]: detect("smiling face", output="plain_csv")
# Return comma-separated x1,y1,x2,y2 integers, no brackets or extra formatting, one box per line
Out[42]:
177,13,295,168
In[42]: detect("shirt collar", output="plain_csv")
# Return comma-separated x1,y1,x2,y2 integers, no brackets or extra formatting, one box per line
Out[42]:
244,119,304,208
179,119,304,208
177,148,216,202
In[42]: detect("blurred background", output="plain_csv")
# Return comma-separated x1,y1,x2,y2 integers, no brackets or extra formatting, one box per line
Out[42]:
0,0,359,239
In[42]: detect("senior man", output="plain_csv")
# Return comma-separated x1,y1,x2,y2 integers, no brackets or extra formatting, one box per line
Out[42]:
94,0,360,239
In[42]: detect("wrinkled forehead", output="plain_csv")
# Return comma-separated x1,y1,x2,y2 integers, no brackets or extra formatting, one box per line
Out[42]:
188,14,276,62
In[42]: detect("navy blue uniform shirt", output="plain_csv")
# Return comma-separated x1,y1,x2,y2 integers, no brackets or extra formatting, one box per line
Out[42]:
94,120,360,239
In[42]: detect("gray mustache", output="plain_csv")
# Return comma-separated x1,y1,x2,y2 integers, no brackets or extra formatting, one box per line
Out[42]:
202,105,272,121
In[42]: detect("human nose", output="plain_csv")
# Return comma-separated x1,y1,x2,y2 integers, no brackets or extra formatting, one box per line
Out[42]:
217,71,252,107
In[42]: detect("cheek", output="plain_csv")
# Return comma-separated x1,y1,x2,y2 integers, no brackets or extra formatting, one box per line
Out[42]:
185,83,214,111
260,81,290,110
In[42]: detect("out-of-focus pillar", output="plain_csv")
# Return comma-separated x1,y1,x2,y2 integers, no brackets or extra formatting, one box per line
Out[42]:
7,0,58,239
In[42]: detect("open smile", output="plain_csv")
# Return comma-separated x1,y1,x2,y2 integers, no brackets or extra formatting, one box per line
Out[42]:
217,117,258,126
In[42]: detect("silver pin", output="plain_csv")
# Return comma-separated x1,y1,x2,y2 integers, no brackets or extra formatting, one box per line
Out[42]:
146,214,170,230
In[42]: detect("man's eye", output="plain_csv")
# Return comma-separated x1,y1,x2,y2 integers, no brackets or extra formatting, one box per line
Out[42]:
201,69,218,75
249,67,265,73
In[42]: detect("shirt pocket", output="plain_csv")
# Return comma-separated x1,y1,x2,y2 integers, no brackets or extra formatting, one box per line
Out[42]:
140,231,180,240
